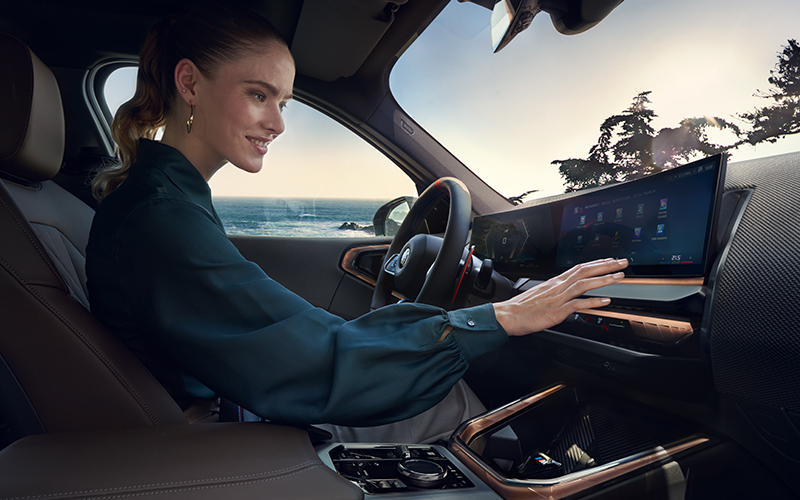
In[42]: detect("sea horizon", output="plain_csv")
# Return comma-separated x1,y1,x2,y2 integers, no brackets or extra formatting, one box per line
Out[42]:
213,196,388,238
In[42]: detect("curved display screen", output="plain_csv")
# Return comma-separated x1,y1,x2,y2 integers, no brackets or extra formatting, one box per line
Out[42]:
472,154,726,278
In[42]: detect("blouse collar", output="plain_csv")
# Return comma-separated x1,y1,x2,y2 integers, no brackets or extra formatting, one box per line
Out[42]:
138,139,216,215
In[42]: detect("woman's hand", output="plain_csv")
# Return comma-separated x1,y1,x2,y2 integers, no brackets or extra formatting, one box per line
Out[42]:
493,258,629,337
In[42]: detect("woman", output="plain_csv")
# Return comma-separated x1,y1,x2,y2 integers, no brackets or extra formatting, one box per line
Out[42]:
86,5,627,442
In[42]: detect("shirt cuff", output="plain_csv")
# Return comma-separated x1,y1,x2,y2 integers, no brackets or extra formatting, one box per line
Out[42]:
446,303,508,362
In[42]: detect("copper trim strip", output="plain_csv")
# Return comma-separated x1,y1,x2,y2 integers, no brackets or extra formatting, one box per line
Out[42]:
456,385,567,444
340,244,405,300
574,309,693,330
341,244,389,287
451,436,709,500
572,309,694,342
451,385,710,499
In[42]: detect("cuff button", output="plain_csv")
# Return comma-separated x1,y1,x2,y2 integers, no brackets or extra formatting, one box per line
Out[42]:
467,317,476,327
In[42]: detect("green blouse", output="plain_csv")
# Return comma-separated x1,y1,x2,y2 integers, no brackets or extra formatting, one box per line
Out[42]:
86,139,507,426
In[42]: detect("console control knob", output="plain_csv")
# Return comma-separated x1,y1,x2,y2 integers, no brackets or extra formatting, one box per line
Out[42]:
397,458,447,488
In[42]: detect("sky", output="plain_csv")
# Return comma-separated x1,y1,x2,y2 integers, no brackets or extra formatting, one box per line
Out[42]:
104,69,417,200
391,0,800,200
105,0,800,200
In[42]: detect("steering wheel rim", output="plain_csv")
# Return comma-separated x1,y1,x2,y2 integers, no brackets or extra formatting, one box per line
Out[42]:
371,177,471,310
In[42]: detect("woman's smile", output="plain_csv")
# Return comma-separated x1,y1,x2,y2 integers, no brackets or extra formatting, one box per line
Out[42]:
247,136,273,155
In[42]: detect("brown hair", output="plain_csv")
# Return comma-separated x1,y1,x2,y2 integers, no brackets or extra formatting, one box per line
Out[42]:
92,4,288,201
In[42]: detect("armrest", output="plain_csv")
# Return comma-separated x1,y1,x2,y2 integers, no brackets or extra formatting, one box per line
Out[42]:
0,422,363,500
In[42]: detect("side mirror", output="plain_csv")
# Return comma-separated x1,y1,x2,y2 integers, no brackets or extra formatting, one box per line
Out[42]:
372,196,416,236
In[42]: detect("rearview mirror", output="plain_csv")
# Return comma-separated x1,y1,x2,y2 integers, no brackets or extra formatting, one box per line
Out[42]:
487,0,625,52
491,0,540,53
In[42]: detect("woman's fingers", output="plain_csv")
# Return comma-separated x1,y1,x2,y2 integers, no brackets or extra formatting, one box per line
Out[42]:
565,296,612,313
564,258,628,281
523,258,628,301
565,271,625,298
493,258,628,336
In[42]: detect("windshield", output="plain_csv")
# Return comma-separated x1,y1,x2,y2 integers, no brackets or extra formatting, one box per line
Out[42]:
391,0,800,203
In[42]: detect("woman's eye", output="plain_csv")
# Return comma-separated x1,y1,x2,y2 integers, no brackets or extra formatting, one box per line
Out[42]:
253,92,265,102
279,102,288,112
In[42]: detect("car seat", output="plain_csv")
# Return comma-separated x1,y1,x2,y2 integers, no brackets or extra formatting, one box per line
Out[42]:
0,32,188,441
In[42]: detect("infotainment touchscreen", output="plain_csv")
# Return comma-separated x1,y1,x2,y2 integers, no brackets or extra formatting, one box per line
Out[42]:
471,154,726,278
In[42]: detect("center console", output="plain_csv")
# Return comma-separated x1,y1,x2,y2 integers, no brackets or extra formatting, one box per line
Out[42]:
316,442,502,498
447,384,712,500
317,384,713,499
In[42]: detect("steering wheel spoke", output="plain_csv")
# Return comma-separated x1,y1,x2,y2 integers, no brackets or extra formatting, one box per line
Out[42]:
371,178,472,310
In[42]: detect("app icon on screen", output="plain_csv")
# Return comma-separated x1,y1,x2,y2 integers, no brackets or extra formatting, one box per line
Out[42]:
616,208,623,218
597,212,603,222
637,203,644,215
657,224,665,235
580,215,586,225
660,198,668,210
634,227,642,238
577,235,583,244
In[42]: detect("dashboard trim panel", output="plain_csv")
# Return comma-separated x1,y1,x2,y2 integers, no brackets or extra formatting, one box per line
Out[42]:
340,244,405,300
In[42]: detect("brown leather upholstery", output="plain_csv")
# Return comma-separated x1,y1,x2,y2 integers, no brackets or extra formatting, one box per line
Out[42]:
0,33,64,182
0,32,187,435
0,423,363,500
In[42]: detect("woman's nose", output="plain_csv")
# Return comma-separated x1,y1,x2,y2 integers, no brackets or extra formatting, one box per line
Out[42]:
264,105,285,136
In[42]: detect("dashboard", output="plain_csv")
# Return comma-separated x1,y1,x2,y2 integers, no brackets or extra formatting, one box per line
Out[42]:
466,154,752,403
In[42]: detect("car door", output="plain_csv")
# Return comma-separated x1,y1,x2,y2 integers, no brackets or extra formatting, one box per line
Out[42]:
229,234,389,320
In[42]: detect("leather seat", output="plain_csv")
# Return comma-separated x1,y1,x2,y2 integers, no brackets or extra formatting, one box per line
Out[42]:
0,32,187,440
0,39,365,500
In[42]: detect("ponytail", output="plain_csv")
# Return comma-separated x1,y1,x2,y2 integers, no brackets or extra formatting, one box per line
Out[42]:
92,5,287,201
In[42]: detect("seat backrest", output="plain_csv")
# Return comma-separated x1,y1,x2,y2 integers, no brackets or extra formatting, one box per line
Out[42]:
0,32,187,441
3,179,93,309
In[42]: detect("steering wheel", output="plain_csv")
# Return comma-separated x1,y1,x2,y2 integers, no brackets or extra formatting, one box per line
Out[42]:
371,177,472,310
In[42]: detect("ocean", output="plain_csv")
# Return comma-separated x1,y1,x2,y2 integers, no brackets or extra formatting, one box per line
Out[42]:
213,197,387,237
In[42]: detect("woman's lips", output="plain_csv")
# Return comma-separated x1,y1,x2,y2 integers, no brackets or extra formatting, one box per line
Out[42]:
247,136,271,154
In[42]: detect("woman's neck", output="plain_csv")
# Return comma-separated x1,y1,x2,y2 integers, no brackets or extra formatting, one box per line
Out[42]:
160,118,224,181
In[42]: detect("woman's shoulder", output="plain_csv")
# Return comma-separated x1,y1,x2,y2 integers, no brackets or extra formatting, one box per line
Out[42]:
91,166,211,238
96,165,178,214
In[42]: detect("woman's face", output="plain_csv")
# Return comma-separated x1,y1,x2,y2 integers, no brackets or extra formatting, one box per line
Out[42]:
191,43,295,178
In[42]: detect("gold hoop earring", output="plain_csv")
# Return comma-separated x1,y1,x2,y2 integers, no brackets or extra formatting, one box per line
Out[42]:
186,104,194,134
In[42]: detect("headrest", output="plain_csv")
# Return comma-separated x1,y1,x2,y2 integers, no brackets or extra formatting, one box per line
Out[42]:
0,33,64,182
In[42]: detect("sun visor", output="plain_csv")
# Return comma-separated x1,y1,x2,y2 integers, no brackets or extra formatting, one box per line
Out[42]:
291,0,408,82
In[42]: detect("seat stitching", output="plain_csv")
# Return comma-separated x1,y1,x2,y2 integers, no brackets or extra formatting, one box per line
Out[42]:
30,225,90,309
1,462,329,500
0,190,68,291
0,256,163,427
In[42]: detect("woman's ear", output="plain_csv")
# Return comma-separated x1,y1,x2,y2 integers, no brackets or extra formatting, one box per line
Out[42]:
174,58,198,105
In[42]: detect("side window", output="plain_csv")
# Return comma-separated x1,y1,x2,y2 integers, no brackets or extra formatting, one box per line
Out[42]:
101,66,416,238
103,66,137,119
208,103,416,237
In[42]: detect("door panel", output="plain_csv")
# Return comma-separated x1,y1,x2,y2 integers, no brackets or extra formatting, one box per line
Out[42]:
229,235,391,320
